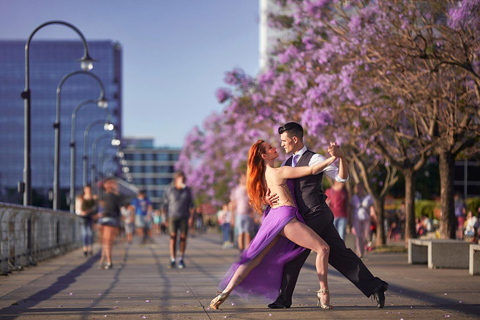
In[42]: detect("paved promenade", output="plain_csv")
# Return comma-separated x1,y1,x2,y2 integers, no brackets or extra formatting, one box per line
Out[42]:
0,232,479,320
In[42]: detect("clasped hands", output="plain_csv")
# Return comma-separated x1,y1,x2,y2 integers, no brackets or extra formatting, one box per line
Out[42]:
327,142,344,159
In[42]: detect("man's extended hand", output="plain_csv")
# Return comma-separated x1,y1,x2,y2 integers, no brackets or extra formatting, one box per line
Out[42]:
328,142,345,159
265,188,279,207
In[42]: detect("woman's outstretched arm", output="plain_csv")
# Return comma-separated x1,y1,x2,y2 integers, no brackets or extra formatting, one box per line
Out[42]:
277,156,337,180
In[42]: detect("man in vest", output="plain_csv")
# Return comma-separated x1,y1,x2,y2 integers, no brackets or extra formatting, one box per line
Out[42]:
268,122,388,309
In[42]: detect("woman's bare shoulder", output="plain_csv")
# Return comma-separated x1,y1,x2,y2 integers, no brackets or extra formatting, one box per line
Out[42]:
265,167,286,185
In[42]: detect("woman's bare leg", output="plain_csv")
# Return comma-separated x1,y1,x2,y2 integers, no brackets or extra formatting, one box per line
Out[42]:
211,235,281,309
280,218,330,299
222,236,280,293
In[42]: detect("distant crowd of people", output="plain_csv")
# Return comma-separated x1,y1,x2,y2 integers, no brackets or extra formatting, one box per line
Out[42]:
74,172,207,270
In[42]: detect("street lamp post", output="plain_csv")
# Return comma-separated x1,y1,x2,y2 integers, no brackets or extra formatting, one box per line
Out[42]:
83,120,114,187
55,71,107,211
21,20,94,206
101,154,118,178
69,99,109,213
91,132,118,191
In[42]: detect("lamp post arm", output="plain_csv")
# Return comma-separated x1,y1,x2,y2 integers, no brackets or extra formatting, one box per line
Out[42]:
58,70,106,126
25,20,91,93
84,119,107,157
71,99,98,145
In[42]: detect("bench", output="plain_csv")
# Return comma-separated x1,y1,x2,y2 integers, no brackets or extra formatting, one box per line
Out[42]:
469,244,480,275
408,239,471,269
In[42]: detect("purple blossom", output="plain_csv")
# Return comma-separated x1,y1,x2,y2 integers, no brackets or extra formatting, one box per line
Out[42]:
258,70,276,86
292,72,308,89
301,109,333,134
215,88,232,103
304,0,331,19
447,0,480,31
348,16,362,33
302,36,316,50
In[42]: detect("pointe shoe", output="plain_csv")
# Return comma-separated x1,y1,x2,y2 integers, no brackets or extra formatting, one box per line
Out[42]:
316,289,333,309
210,291,229,310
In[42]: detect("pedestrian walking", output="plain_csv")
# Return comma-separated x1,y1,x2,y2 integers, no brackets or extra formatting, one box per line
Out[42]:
325,180,350,240
230,173,254,252
97,178,128,270
75,185,97,257
351,183,375,258
131,190,153,244
163,171,195,269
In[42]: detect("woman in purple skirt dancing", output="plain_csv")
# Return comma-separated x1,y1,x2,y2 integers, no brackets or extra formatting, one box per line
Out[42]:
210,140,336,310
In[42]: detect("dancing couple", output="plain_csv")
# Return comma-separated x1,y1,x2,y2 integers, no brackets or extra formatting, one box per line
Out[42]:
210,122,388,310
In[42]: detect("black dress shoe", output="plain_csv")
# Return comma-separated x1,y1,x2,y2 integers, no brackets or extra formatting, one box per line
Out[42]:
372,281,388,308
268,301,291,309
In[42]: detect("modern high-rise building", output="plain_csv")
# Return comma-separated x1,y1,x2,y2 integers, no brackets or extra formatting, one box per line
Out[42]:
119,137,181,208
0,40,122,207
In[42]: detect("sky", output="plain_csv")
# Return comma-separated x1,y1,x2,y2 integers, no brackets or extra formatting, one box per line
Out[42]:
0,0,260,147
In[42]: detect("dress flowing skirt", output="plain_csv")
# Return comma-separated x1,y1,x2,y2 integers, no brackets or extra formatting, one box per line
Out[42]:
218,205,306,300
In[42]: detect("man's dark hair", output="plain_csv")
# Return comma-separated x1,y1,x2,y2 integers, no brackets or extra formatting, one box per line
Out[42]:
173,171,186,181
278,122,304,140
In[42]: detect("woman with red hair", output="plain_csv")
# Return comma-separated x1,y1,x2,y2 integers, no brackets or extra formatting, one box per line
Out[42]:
211,140,337,310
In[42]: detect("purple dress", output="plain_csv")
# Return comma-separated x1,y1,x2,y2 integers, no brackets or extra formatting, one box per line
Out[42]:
218,180,306,300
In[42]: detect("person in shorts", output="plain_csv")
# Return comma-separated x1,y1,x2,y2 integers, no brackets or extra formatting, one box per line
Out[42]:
121,204,135,245
230,173,255,252
163,171,194,269
131,190,153,244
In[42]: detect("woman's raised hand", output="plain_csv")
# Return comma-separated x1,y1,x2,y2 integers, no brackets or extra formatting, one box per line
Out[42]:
328,142,344,159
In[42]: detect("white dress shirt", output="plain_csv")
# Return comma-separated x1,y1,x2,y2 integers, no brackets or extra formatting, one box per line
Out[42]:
281,146,348,183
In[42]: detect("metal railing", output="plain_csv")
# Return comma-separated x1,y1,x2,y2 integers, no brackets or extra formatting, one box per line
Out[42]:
0,202,82,274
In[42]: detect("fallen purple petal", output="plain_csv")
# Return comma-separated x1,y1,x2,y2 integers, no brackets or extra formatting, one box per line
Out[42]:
146,300,150,303
459,301,463,303
231,302,236,306
69,293,73,296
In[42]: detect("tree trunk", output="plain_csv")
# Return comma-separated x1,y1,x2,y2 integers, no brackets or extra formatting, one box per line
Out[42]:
404,169,417,243
374,198,386,246
438,150,456,239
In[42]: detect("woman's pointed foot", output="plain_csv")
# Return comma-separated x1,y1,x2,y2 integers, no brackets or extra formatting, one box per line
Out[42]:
210,291,229,310
316,289,333,309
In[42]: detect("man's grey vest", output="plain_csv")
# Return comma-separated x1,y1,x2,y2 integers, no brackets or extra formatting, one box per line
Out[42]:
285,150,327,217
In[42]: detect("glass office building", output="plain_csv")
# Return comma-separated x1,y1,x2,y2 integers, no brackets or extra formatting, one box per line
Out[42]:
0,40,122,206
120,137,180,208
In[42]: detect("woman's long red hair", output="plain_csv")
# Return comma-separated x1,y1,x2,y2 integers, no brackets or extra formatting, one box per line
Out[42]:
246,140,267,214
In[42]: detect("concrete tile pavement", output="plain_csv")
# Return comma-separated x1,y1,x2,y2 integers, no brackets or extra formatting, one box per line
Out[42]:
0,232,479,319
